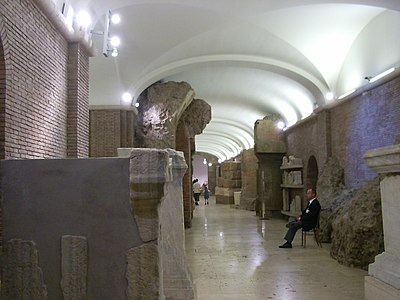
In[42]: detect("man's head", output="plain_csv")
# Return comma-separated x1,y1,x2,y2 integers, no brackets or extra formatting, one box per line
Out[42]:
306,188,316,200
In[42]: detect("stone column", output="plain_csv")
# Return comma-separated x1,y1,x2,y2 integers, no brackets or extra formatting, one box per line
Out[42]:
126,148,170,300
363,144,400,299
161,149,195,299
254,114,286,218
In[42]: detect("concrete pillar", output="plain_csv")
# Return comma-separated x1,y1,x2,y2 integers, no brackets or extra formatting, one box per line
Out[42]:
363,144,400,299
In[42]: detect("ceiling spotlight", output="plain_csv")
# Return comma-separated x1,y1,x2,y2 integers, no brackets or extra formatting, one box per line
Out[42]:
135,102,139,108
111,14,121,24
208,163,213,167
122,92,132,103
325,92,334,101
110,36,120,47
111,48,118,57
76,11,92,29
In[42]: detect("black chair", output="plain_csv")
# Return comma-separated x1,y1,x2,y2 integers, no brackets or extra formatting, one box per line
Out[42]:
301,211,322,248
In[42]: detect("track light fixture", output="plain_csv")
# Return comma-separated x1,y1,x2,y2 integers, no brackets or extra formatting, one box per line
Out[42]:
365,67,396,83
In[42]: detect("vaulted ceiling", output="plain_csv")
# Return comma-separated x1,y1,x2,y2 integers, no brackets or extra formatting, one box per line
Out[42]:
69,0,400,161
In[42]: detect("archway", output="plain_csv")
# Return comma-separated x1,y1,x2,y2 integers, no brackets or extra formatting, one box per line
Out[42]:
306,155,319,190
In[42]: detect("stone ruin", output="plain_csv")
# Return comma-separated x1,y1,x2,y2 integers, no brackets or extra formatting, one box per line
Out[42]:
317,157,384,270
1,149,195,299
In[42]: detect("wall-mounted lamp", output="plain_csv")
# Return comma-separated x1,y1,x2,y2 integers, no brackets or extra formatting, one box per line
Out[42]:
276,121,285,130
90,11,121,58
325,92,334,101
365,67,396,83
338,89,356,100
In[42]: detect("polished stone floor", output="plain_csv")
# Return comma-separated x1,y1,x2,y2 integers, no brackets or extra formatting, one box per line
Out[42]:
185,196,367,300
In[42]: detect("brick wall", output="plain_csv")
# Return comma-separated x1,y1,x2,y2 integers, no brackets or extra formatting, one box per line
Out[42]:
89,109,136,157
286,75,400,189
67,43,90,157
0,0,90,159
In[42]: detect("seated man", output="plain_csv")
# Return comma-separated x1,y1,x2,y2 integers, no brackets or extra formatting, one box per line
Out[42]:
279,188,321,248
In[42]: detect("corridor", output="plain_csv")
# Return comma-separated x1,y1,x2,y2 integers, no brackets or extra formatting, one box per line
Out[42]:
185,196,367,300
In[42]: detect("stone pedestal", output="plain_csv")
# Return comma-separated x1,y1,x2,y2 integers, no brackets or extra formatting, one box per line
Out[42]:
363,144,400,300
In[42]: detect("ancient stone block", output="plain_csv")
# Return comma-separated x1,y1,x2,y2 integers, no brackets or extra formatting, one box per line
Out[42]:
1,239,47,299
126,244,160,300
254,115,286,153
60,235,87,300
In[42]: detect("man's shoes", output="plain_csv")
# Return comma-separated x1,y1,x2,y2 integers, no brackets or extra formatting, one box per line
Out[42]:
195,202,199,206
279,242,292,248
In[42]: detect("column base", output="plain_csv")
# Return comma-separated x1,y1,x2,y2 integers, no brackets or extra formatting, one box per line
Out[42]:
365,276,400,300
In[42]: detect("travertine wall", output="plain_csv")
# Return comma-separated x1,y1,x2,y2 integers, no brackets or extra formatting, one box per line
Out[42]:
216,161,241,204
240,149,258,210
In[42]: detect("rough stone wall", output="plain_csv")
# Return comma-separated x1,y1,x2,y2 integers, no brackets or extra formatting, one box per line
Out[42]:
135,81,195,149
0,0,90,158
90,108,136,157
240,149,258,210
330,177,383,270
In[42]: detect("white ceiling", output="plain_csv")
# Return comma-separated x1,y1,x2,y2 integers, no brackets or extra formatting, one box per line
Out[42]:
68,0,400,161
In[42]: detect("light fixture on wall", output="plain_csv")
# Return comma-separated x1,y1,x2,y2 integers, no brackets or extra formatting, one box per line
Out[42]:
338,89,356,100
366,67,396,83
102,11,121,57
121,92,132,104
276,121,285,130
90,11,121,58
325,92,334,101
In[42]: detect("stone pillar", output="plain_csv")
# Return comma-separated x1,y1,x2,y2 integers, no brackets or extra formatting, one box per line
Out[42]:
176,122,194,228
125,149,169,300
240,149,258,210
176,98,211,228
215,161,241,204
254,114,286,218
119,148,196,299
363,144,400,299
161,149,195,299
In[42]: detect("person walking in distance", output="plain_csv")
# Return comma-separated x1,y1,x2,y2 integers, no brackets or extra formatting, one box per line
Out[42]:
203,185,210,205
193,179,201,206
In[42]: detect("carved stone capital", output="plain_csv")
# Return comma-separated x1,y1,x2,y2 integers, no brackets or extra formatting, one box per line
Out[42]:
128,148,169,242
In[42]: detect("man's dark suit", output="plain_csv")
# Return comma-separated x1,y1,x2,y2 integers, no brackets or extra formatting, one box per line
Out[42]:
284,198,321,243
